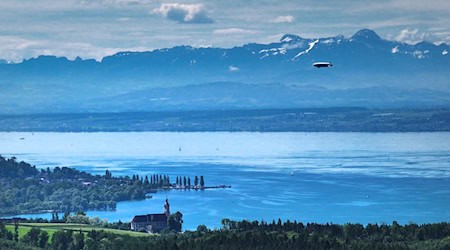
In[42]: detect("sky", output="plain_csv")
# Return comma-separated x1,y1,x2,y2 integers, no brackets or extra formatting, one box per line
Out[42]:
0,0,449,62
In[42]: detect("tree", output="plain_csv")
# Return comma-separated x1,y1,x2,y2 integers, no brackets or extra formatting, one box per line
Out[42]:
167,211,183,232
183,177,187,187
38,230,49,248
197,224,208,233
83,238,96,250
62,211,70,222
66,213,89,224
21,227,41,246
188,177,191,188
100,238,112,250
13,222,18,242
194,176,198,187
105,170,112,179
222,219,232,230
68,233,83,250
51,230,73,250
76,211,86,216
200,176,205,188
144,176,149,186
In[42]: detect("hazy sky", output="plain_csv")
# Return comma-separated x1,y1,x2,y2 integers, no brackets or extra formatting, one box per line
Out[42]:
1,0,449,62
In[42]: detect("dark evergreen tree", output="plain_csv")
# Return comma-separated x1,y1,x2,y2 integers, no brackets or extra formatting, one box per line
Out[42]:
200,176,205,188
51,230,73,250
13,223,18,242
105,169,112,179
72,231,84,250
38,230,49,248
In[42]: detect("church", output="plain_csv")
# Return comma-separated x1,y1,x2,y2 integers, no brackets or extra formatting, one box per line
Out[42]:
131,198,170,233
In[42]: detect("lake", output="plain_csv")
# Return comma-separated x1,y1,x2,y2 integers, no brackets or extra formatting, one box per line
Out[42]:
1,132,449,230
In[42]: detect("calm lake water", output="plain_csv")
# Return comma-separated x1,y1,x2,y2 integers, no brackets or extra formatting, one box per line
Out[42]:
1,132,449,230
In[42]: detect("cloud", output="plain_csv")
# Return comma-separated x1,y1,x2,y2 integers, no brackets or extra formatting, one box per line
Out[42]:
392,28,450,45
79,0,152,6
213,28,259,35
271,15,294,23
394,28,424,44
228,65,240,72
0,35,151,62
153,3,213,24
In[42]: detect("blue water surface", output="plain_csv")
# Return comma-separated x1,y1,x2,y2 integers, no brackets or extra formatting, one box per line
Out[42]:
1,132,449,230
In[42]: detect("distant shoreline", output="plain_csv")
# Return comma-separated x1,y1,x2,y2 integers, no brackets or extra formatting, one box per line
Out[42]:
0,108,449,132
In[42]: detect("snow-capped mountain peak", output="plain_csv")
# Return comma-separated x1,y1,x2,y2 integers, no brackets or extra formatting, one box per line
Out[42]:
280,34,304,44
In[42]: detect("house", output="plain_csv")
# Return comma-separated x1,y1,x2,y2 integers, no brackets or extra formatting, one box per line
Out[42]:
131,198,170,233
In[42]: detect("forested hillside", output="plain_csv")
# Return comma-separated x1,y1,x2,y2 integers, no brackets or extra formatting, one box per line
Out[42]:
0,155,158,215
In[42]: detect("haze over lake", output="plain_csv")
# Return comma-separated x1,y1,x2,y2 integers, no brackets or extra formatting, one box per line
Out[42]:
1,132,449,230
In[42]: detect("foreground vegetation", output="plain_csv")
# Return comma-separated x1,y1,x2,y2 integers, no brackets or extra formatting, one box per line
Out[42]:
1,219,449,249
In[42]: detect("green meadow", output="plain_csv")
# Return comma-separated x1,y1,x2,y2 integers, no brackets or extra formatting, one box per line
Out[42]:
5,223,149,239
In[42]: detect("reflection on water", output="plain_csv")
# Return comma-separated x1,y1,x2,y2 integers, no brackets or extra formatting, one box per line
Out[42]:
1,132,449,229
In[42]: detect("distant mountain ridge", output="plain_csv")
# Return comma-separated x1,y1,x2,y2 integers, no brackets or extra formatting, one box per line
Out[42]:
0,29,449,114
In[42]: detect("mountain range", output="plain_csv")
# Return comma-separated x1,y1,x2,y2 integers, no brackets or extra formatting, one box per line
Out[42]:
0,29,449,114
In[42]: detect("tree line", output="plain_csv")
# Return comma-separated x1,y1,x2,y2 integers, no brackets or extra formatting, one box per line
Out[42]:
1,219,449,250
128,174,206,190
175,176,205,189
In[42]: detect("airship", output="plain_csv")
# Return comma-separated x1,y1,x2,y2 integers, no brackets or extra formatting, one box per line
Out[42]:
313,62,332,68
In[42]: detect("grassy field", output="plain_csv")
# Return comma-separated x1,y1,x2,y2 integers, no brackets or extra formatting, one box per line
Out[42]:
5,223,149,239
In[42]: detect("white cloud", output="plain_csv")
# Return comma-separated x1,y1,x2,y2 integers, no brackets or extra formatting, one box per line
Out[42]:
79,0,152,6
213,28,259,35
153,3,213,24
394,28,421,44
228,65,240,72
271,15,294,23
393,28,450,45
0,35,150,62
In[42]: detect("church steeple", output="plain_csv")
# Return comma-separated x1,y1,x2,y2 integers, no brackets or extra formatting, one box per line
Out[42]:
164,198,170,216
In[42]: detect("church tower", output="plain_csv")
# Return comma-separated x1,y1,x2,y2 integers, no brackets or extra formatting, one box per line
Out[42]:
164,198,170,216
